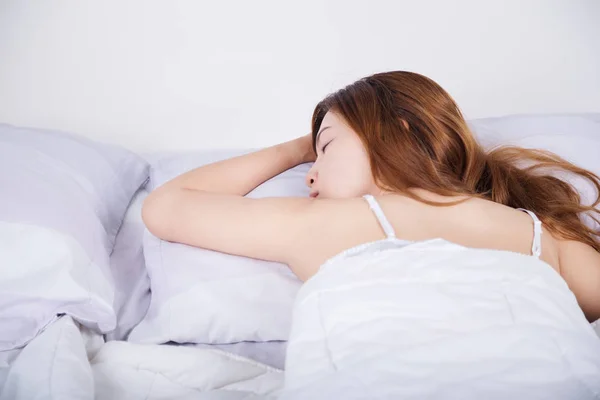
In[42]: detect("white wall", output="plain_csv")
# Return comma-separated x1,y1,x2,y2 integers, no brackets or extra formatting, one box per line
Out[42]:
0,0,598,152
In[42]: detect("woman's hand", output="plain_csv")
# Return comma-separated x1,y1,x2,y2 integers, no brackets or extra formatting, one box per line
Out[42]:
288,133,316,164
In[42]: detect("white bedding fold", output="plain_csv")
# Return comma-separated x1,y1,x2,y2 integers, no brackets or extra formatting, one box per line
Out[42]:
91,342,283,399
0,316,96,400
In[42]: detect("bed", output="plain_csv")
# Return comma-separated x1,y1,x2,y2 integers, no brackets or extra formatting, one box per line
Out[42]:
1,114,600,399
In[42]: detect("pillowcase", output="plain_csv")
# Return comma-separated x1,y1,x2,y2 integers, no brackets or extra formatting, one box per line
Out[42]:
0,122,149,351
468,113,600,231
131,113,600,346
129,150,307,344
105,184,152,341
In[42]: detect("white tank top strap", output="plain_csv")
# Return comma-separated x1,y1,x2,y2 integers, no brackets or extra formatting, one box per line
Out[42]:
363,194,396,239
517,208,543,259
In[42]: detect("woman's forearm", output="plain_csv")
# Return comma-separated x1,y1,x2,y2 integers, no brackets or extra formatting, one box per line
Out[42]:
156,136,313,196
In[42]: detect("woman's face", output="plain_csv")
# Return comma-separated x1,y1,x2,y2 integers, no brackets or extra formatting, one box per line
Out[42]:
305,111,382,199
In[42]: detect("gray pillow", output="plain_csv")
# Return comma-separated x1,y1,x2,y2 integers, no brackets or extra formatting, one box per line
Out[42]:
0,122,149,351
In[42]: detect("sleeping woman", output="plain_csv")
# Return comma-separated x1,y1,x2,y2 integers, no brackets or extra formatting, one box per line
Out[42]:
141,70,600,324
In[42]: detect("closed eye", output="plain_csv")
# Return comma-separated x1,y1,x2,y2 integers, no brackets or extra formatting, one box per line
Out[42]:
321,140,333,153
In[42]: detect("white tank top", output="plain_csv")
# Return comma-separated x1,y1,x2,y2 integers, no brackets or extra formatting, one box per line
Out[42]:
362,194,543,259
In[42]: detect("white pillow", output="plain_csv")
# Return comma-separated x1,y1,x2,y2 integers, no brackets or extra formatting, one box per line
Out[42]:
129,150,307,344
131,113,600,346
0,122,149,351
468,113,600,231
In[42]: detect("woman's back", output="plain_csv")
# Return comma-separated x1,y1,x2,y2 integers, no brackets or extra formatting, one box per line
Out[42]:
306,190,600,322
375,189,561,270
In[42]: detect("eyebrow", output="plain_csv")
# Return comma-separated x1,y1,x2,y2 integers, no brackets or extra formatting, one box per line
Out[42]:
316,126,331,146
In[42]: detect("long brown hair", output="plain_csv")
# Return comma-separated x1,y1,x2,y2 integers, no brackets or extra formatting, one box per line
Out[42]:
310,70,600,252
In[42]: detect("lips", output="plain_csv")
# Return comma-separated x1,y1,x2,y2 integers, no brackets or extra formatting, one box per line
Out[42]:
309,191,319,198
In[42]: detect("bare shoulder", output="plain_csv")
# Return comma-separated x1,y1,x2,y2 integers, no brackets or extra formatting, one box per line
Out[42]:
288,196,396,279
556,239,600,322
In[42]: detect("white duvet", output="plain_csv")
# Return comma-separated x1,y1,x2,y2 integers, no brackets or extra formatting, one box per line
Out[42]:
2,239,600,399
0,316,284,400
282,238,600,399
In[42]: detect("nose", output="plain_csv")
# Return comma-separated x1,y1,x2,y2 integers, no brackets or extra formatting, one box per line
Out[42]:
305,166,317,188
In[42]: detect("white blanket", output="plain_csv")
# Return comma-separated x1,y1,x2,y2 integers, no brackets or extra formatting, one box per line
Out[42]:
282,239,600,399
93,342,283,399
0,316,100,400
0,316,283,400
2,239,600,399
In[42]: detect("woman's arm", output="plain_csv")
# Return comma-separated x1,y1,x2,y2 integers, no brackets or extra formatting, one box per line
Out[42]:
558,240,600,322
141,134,352,281
155,134,315,195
